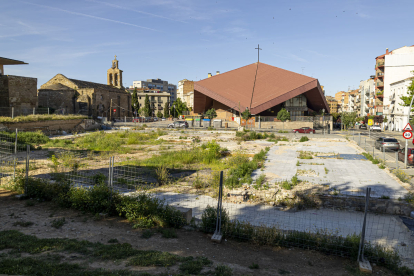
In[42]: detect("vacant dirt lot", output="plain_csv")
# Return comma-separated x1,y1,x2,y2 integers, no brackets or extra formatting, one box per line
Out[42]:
0,189,400,276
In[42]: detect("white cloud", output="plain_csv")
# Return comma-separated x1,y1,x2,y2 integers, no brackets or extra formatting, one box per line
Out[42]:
19,1,160,32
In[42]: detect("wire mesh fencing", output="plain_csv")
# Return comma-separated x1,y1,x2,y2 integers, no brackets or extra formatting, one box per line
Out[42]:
5,144,413,269
0,107,51,118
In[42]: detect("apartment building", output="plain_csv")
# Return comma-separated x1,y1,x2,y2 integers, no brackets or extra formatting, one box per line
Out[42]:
127,87,170,116
335,91,349,113
130,78,176,104
325,96,338,113
388,77,413,131
177,79,194,110
359,78,375,117
377,46,414,127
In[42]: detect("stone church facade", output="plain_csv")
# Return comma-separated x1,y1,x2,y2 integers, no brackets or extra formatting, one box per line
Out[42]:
38,56,131,118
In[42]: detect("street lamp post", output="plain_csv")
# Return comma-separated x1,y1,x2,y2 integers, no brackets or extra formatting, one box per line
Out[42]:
322,108,325,135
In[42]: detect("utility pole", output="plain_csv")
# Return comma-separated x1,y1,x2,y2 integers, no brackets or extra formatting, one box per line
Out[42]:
110,99,113,121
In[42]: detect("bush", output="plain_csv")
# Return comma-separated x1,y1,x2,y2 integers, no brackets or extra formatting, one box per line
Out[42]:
201,205,229,233
300,136,309,142
394,169,410,183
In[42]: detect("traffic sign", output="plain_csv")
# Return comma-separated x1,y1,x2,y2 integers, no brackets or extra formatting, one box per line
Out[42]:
403,123,413,131
368,119,373,126
113,109,116,112
403,131,413,139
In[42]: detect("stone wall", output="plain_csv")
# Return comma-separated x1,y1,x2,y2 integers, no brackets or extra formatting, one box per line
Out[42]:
38,89,77,113
0,75,37,109
317,195,414,216
3,119,84,133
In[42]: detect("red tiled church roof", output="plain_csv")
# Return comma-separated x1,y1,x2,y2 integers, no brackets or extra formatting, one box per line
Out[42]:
194,62,329,114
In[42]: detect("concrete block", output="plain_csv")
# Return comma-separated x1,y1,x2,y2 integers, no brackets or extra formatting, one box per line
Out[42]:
173,206,192,224
359,260,372,274
211,231,222,243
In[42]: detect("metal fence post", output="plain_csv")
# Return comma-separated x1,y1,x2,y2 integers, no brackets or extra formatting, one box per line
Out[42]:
396,151,399,170
372,145,374,158
33,107,35,115
11,107,14,119
212,171,223,242
48,108,50,115
383,145,385,162
359,133,361,146
108,157,112,200
25,145,30,195
13,129,18,179
357,187,371,263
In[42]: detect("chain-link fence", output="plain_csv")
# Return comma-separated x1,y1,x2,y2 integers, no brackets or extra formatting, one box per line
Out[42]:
0,107,51,118
1,143,413,269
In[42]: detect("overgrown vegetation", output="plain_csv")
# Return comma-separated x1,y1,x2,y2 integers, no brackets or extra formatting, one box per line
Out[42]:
297,151,313,159
0,230,226,276
393,169,410,183
0,114,86,123
0,130,49,149
225,148,270,189
299,136,309,142
7,176,186,230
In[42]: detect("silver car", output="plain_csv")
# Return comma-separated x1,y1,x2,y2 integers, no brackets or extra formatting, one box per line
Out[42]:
375,137,400,151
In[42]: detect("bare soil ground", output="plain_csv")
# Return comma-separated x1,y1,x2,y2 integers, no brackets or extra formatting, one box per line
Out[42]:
0,189,399,276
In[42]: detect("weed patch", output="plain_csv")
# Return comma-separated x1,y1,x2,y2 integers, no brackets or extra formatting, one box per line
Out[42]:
51,218,66,229
299,136,309,142
13,221,34,227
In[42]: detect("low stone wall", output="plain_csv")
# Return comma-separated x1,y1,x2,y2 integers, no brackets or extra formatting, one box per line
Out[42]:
318,195,413,216
260,121,313,129
4,119,84,133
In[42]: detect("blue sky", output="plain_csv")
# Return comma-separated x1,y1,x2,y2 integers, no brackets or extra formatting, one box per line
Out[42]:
1,0,414,96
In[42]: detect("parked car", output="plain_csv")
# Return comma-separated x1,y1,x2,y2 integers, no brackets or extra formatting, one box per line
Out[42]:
370,125,381,132
167,121,188,128
162,118,166,121
398,148,414,165
359,124,367,130
153,117,158,122
375,137,400,151
292,127,315,134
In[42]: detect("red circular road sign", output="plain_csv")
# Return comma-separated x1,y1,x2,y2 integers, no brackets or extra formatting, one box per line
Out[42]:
113,109,116,112
403,131,413,139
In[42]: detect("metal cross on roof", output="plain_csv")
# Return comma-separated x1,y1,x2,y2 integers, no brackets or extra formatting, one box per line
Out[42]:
255,44,262,62
114,55,117,59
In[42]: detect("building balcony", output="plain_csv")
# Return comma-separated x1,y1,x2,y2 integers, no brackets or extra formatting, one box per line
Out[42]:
376,81,384,87
376,59,385,68
376,71,384,78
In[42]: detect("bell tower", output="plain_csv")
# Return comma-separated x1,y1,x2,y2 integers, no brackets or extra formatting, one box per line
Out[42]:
107,55,123,88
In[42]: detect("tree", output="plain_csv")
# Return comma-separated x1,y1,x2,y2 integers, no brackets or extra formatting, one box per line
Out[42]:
163,102,169,118
205,108,217,120
156,111,163,118
383,116,388,123
241,108,252,120
277,108,290,122
399,75,414,112
341,112,357,129
170,98,188,117
131,88,139,116
331,112,341,122
143,94,151,117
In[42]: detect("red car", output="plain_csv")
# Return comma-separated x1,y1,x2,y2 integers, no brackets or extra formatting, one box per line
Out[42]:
398,148,414,165
292,127,316,134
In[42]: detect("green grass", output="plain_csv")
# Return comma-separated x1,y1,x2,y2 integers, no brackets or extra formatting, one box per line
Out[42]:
0,114,86,123
0,230,216,276
158,228,177,239
298,151,313,159
0,130,49,149
107,238,119,243
179,257,212,274
51,218,66,229
299,136,309,142
141,230,153,239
